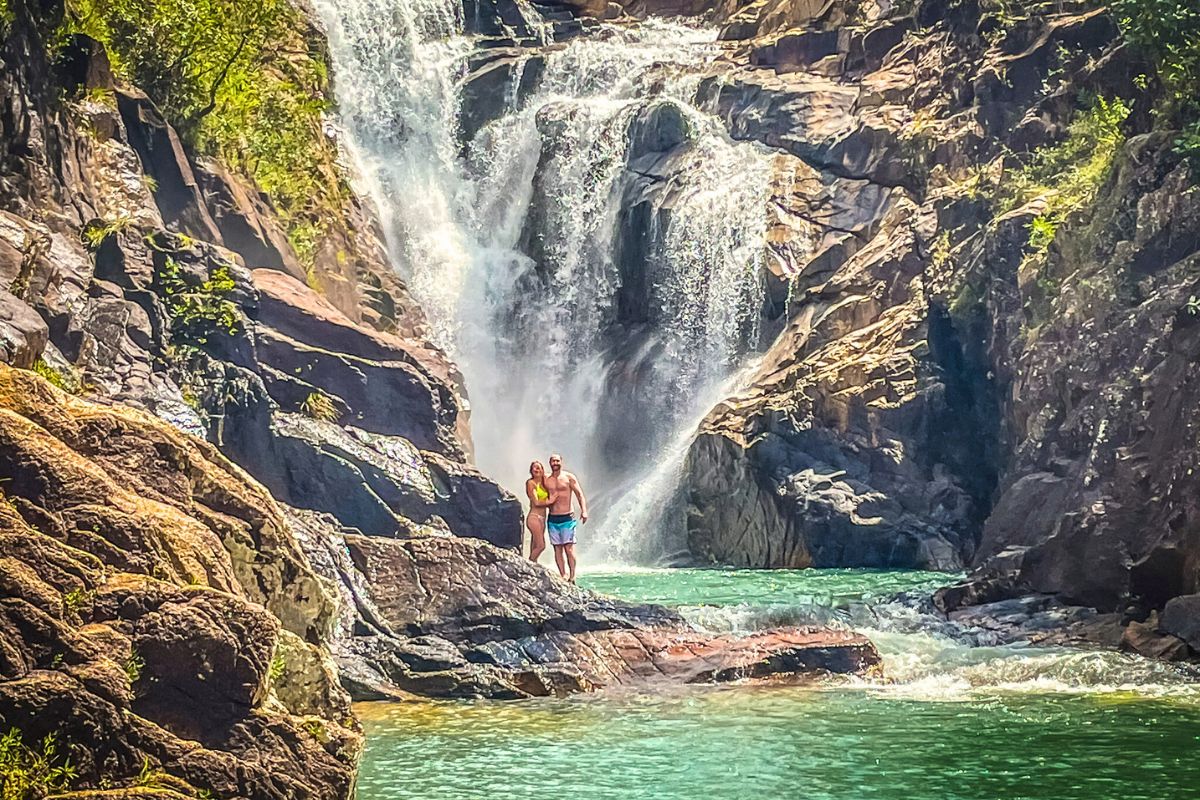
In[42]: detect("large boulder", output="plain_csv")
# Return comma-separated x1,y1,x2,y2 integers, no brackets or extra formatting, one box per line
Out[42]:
297,520,881,700
0,365,358,798
1160,595,1200,653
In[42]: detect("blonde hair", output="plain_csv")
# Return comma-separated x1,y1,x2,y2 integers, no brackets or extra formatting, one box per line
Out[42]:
529,460,545,477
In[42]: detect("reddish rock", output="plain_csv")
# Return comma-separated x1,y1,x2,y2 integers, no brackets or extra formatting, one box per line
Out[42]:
1120,616,1191,662
316,530,881,700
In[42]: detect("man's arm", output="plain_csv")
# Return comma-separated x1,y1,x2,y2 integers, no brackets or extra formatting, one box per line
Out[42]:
571,475,588,523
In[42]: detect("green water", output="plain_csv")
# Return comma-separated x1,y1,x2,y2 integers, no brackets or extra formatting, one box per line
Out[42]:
579,566,951,609
356,568,1200,800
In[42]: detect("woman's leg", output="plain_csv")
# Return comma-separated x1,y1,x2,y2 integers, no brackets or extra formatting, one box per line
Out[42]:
527,514,546,562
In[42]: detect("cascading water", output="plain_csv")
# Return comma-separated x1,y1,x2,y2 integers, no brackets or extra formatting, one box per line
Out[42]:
313,0,779,562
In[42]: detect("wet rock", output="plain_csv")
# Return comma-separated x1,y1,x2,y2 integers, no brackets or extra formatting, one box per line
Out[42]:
460,51,546,144
1121,614,1191,662
1160,595,1200,652
305,529,880,699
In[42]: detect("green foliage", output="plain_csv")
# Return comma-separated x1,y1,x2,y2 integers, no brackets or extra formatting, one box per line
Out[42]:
1111,0,1200,108
1000,95,1131,251
65,0,339,266
159,257,241,343
61,586,93,618
31,357,80,394
0,728,77,800
133,757,170,789
268,652,287,683
81,215,134,251
0,0,14,39
1176,123,1200,176
124,650,145,684
1111,0,1200,171
300,390,339,423
1027,215,1058,250
302,719,327,741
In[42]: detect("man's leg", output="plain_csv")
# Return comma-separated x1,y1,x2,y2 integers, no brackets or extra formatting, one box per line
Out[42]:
553,544,567,578
564,543,576,583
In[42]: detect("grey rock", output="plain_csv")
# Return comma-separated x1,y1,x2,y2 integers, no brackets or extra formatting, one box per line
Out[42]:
1160,595,1200,652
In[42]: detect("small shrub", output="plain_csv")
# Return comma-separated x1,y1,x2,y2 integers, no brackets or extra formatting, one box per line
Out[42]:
268,652,286,683
61,587,93,618
300,391,339,423
159,257,241,343
31,357,81,394
1027,215,1058,251
999,95,1131,251
133,757,169,789
302,719,326,741
124,650,144,684
80,215,133,251
0,728,78,799
0,1,13,38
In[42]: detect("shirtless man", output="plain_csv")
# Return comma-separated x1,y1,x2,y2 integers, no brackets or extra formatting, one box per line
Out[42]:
544,453,588,582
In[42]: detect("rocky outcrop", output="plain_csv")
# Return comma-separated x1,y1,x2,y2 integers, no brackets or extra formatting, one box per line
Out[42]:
676,1,1123,573
293,513,881,699
0,365,359,798
0,2,521,792
654,0,1200,657
0,0,523,551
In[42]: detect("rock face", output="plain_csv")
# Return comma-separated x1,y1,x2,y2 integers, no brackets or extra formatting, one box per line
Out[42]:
0,365,359,799
0,0,519,793
0,0,523,551
295,517,881,699
642,0,1200,656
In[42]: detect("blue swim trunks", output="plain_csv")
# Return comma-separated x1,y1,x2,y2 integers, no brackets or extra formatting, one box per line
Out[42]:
547,513,577,546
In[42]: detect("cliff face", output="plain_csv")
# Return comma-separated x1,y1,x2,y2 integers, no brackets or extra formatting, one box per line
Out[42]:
0,0,523,793
664,0,1200,649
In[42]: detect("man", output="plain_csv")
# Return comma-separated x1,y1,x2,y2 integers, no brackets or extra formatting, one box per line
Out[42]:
544,453,588,582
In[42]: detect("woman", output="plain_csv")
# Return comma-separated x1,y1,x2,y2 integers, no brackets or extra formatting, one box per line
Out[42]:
525,460,556,563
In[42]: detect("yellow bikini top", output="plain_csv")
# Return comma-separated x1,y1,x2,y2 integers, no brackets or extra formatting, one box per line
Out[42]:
533,482,549,502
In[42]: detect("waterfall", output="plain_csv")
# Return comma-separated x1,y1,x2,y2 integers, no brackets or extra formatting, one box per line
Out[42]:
313,0,778,563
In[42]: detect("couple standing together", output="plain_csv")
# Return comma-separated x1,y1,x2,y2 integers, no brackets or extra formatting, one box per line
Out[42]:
525,454,588,582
